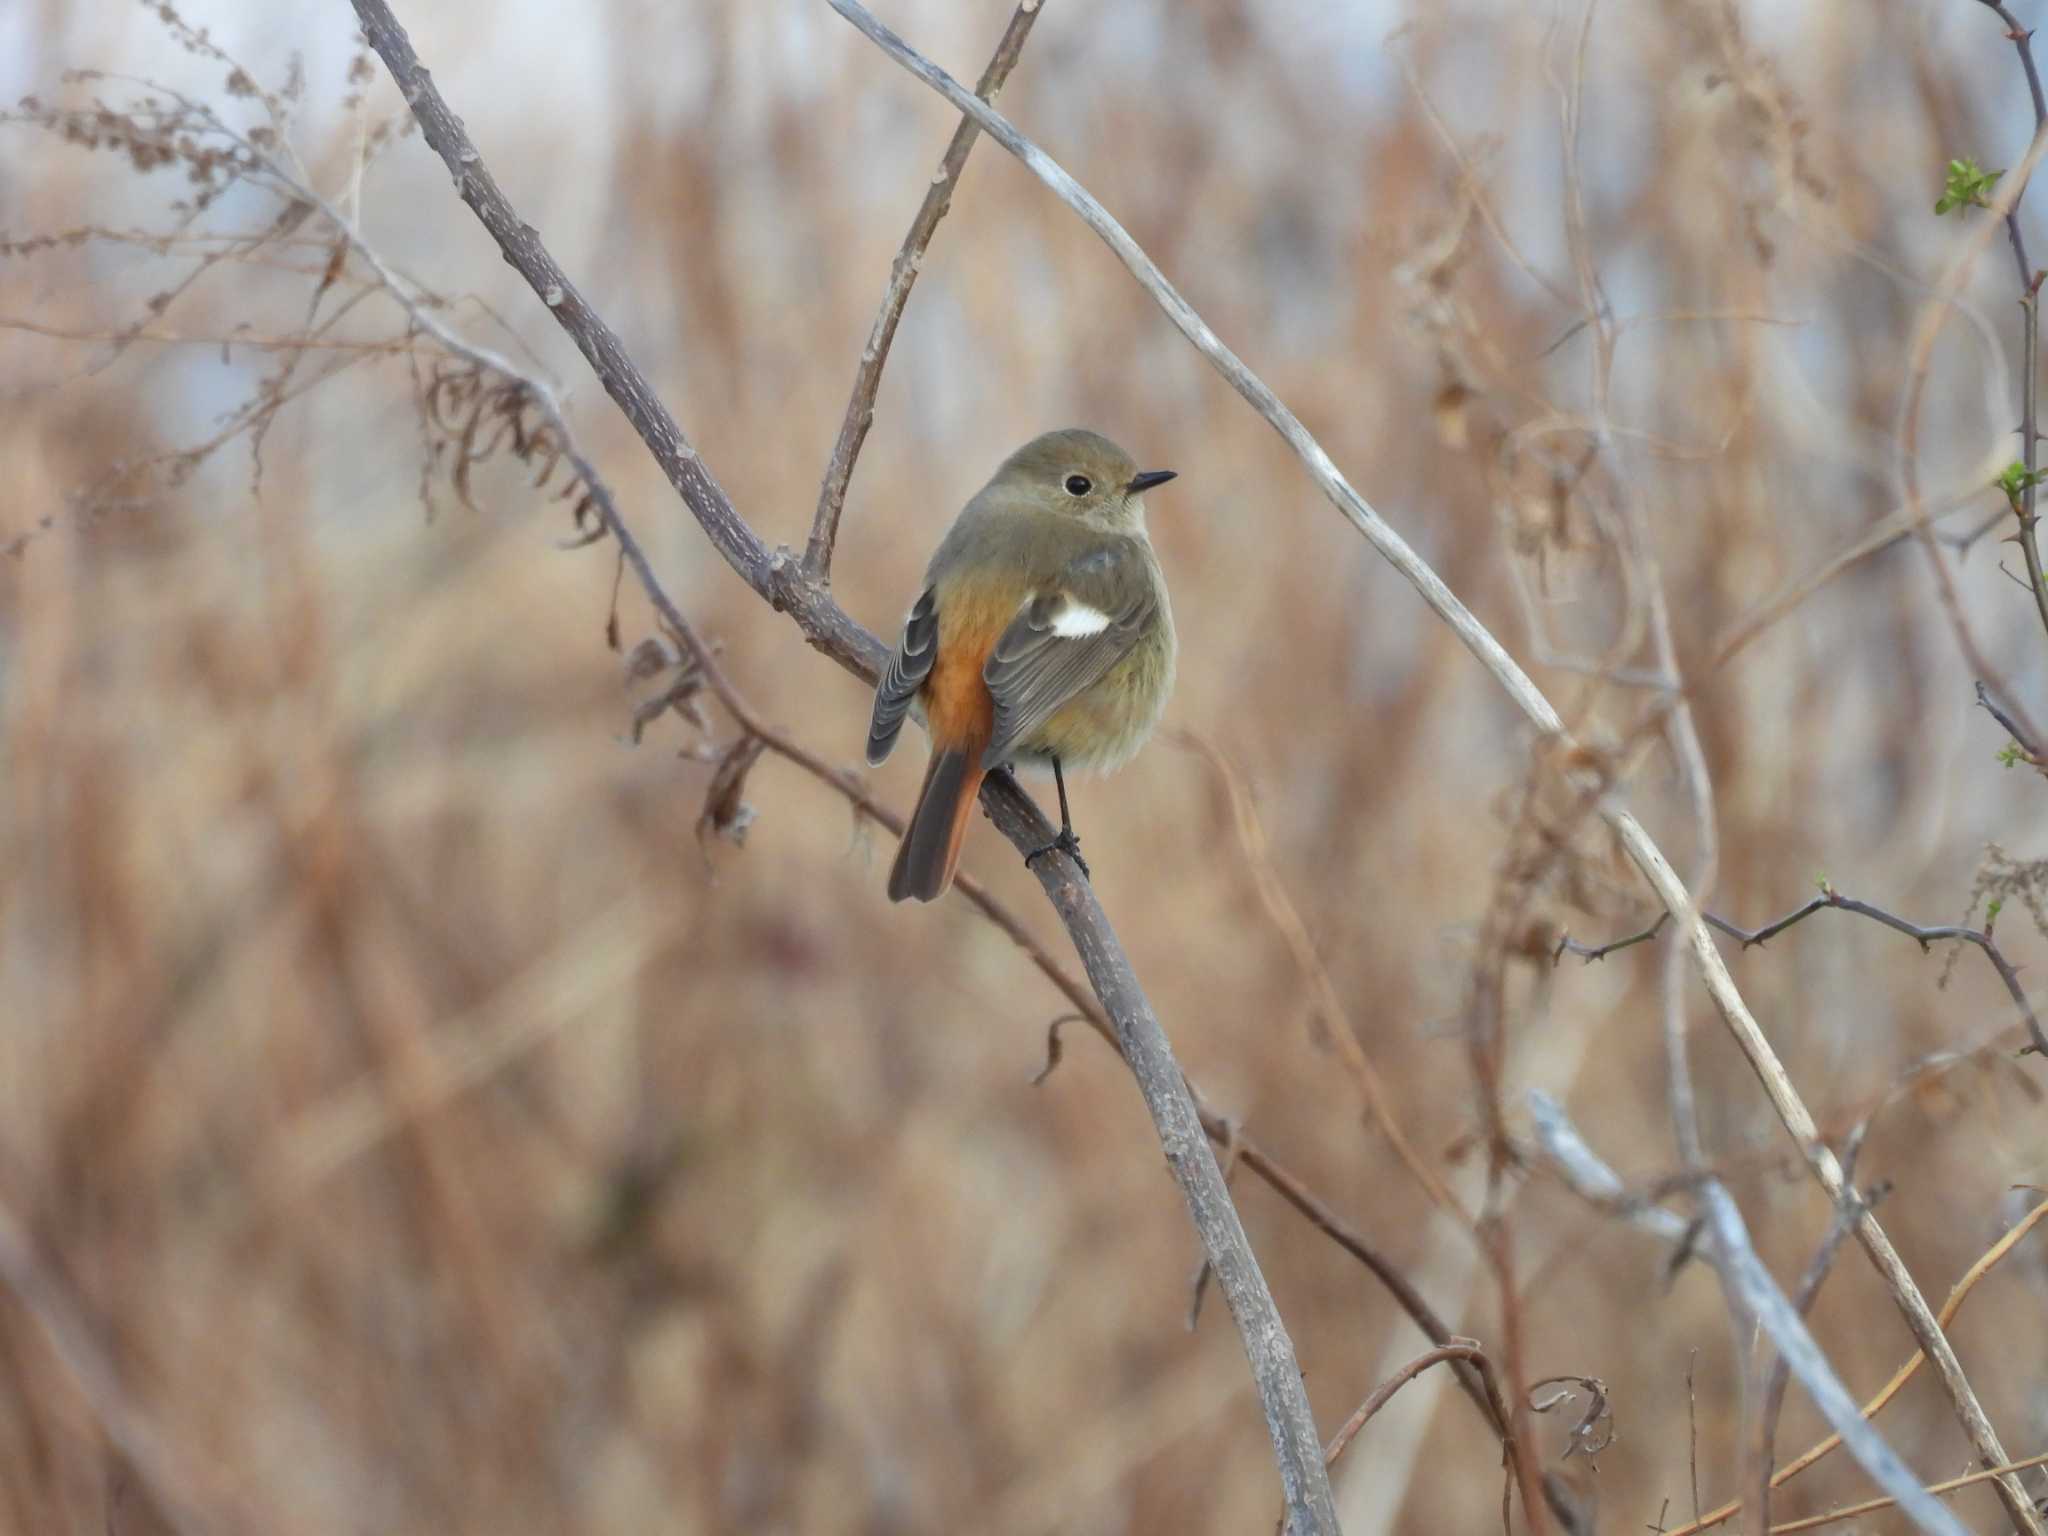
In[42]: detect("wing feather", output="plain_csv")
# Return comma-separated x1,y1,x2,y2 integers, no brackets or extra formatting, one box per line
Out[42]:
981,546,1154,769
866,587,939,765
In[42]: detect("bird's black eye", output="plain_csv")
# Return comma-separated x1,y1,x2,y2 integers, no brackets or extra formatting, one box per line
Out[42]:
1063,473,1092,497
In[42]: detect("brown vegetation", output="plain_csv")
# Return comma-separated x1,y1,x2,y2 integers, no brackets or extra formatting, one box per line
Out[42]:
4,2,2048,1533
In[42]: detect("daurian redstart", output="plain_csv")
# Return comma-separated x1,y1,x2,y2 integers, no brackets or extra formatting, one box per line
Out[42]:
867,429,1178,902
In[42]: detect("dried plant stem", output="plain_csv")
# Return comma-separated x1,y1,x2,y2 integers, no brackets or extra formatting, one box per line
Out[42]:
1614,827,2036,1536
822,4,2039,1531
1767,1449,2048,1536
1172,728,1468,1221
803,0,1043,578
1272,1342,1517,1536
1660,1196,2048,1536
1529,1098,1971,1536
346,4,1337,1529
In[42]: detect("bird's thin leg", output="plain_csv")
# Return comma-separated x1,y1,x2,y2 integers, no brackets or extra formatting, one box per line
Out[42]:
1024,756,1090,880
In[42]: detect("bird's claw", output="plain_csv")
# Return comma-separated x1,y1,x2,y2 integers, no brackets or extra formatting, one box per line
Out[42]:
1025,827,1090,881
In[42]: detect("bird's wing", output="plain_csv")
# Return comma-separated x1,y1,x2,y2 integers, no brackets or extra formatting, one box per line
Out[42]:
866,585,939,765
981,544,1155,770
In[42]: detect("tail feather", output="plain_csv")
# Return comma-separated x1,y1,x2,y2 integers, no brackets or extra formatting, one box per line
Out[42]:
888,748,987,902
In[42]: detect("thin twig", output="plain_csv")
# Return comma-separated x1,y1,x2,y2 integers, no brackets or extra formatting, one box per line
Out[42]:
1526,1091,1691,1242
1271,1342,1516,1536
1329,1344,1504,1473
1561,888,2048,1057
1553,911,1670,964
1767,1448,2048,1536
1227,1131,1506,1436
1170,727,1467,1221
803,0,1043,577
1686,1349,1702,1527
1977,677,2047,763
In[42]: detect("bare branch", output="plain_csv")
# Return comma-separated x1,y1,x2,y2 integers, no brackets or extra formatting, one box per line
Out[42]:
1553,910,1670,964
1977,677,2047,766
345,5,1337,1528
1322,1342,1500,1476
803,1,1043,578
1561,888,2048,1058
1527,1091,1690,1243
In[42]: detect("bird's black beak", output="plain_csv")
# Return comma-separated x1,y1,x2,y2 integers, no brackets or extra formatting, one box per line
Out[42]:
1126,469,1177,493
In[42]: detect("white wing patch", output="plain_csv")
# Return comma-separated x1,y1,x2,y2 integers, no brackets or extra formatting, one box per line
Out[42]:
1049,600,1112,637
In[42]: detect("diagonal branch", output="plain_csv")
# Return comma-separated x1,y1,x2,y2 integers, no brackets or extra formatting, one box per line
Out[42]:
803,0,1043,578
822,3,2043,1530
345,4,1337,1530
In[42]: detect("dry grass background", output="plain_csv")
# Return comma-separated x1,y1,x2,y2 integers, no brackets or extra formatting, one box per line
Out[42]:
5,1,2048,1532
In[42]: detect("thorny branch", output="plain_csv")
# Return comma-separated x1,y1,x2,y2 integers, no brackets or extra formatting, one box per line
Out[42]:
345,3,1341,1530
1553,883,2048,1057
1900,108,2048,753
803,0,1043,579
1979,676,2048,768
1971,0,2048,648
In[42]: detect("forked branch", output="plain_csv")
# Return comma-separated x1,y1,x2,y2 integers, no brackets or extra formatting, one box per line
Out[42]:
345,2,1337,1529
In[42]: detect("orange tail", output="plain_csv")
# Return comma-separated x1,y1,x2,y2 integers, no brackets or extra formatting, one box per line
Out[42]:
889,745,988,902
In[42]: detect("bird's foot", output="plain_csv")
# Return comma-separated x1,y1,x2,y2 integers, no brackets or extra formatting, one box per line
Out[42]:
1025,827,1090,881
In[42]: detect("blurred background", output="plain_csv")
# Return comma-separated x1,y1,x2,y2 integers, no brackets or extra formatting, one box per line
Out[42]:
5,1,2048,1532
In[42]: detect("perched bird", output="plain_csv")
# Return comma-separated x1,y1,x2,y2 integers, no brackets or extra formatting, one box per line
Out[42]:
867,428,1178,902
